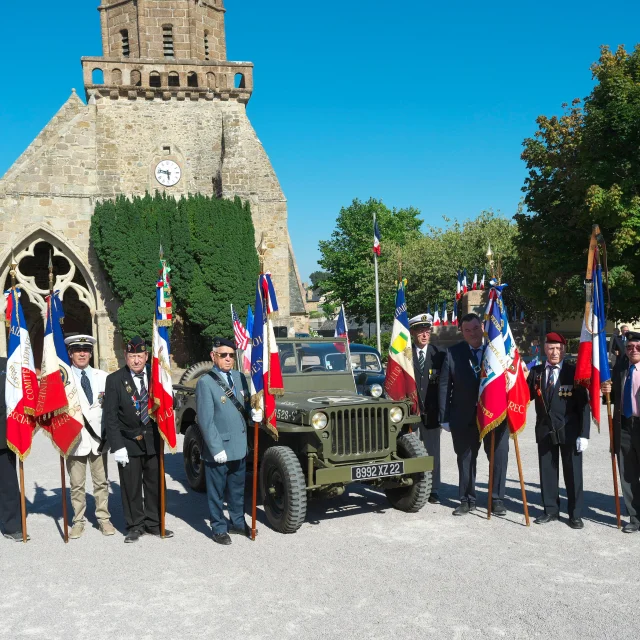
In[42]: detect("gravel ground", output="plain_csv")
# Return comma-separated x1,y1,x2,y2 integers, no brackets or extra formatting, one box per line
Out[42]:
2,405,639,640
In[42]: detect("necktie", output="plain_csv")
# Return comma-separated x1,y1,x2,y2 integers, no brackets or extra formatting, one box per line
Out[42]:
418,349,425,373
81,370,93,405
135,373,150,425
472,348,482,366
546,366,557,402
623,364,635,419
226,372,235,397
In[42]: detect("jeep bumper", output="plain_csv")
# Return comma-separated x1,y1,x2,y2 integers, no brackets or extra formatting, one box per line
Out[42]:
314,455,433,485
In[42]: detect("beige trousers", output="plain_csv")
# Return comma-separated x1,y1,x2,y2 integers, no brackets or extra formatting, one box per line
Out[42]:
66,453,111,524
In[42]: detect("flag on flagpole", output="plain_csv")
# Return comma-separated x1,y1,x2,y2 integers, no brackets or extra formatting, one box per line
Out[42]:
575,244,611,427
452,299,458,326
442,301,448,326
4,288,38,460
456,270,462,301
334,305,349,354
383,280,418,413
472,271,478,290
462,269,468,294
433,306,441,327
373,220,381,256
243,305,254,374
232,304,251,351
480,270,486,290
427,302,431,315
149,252,177,451
520,308,525,322
36,292,84,456
250,273,284,439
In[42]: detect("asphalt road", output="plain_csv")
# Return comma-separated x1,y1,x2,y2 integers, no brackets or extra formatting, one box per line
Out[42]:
2,405,638,640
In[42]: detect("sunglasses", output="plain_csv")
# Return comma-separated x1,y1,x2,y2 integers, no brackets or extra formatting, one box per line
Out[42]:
626,345,640,352
216,352,235,359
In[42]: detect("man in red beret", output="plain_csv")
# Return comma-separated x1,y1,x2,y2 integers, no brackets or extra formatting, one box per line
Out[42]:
527,332,591,529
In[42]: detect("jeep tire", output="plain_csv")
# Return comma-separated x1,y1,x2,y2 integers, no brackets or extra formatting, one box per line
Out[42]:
179,361,213,385
260,446,307,533
183,424,207,493
385,433,431,512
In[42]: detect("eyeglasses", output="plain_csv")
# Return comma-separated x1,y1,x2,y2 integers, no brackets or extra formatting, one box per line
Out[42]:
216,352,235,359
626,345,640,352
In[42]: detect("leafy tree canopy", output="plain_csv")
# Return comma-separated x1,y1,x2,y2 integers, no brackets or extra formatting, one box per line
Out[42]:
518,44,640,320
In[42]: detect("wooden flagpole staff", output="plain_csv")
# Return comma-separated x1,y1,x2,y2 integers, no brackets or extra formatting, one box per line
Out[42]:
485,244,497,521
48,253,69,543
9,256,28,543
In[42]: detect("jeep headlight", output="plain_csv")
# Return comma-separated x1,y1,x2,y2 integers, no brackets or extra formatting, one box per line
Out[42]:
389,407,403,423
369,384,383,398
311,412,328,430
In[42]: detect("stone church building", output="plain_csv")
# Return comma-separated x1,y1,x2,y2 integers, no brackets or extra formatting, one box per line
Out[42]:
0,0,307,370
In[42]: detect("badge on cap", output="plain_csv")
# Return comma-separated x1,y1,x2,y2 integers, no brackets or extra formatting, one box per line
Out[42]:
64,334,97,350
127,335,147,353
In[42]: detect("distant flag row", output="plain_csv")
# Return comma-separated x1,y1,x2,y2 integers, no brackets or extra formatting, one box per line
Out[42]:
456,269,485,300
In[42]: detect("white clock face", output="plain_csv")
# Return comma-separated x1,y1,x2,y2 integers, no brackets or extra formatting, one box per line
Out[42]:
155,160,181,187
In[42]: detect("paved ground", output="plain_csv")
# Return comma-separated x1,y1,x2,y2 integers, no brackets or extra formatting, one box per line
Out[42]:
2,405,638,640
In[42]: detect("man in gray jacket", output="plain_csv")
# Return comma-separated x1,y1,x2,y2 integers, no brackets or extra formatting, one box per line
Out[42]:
196,337,260,545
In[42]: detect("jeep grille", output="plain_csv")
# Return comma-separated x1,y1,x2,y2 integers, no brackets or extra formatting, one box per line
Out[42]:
329,406,390,459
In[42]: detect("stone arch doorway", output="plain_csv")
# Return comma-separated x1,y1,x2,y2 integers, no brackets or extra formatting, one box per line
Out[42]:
0,231,99,370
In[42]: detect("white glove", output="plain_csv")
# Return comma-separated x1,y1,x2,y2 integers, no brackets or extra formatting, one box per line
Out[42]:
214,450,228,464
576,437,589,453
441,423,451,432
114,447,129,466
251,408,263,423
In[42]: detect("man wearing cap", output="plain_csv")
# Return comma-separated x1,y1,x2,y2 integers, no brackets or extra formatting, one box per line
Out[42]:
103,336,173,543
196,337,259,545
409,313,444,504
64,334,115,539
439,313,509,517
601,331,640,533
527,332,590,529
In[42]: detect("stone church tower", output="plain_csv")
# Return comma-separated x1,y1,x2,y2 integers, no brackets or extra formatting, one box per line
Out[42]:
0,0,306,369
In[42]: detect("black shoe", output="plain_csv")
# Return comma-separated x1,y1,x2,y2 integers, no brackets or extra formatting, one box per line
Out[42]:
568,517,584,530
453,503,470,516
144,526,174,539
229,524,256,538
212,532,232,545
623,521,639,533
491,501,507,517
124,529,142,543
468,503,477,512
428,494,440,504
3,531,30,542
534,513,558,525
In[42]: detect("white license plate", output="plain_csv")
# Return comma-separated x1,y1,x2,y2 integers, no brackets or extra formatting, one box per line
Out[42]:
351,461,405,481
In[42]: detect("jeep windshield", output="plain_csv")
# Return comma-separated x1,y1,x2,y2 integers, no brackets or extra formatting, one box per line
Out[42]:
278,342,352,374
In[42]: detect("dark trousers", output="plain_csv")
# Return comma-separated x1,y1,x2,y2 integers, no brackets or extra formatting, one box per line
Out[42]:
537,437,583,519
419,424,440,494
204,458,246,535
452,422,509,504
117,454,160,532
619,418,640,524
0,449,21,535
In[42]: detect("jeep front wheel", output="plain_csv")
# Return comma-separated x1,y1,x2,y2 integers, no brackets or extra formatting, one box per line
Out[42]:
183,424,206,493
260,447,307,533
385,433,431,512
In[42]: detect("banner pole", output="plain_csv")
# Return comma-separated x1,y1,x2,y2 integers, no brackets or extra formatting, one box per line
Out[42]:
159,440,166,537
373,212,381,355
513,435,530,526
19,460,27,543
59,456,69,542
251,420,259,541
605,392,622,529
487,430,495,520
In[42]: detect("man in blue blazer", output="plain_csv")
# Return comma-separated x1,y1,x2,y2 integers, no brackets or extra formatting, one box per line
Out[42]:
439,314,509,516
196,337,259,545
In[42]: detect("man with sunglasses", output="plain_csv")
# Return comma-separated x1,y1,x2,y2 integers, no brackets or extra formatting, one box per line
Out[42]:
196,337,260,545
601,331,640,533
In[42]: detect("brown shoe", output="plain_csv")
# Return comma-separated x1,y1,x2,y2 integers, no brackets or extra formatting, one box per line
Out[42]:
99,520,116,536
69,522,85,539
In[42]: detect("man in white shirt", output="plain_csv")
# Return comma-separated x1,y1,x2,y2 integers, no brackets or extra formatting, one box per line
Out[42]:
64,334,115,539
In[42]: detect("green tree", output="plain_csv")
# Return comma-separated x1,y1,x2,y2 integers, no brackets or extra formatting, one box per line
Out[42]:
518,44,640,320
318,198,423,324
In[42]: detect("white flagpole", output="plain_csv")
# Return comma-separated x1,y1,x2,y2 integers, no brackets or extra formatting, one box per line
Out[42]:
373,212,382,354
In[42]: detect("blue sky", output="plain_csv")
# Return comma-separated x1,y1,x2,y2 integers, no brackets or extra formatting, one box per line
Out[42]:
2,1,640,281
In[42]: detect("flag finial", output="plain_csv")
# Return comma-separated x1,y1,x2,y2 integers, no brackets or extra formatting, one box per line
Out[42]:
10,251,17,287
48,251,54,292
159,244,164,260
257,233,268,272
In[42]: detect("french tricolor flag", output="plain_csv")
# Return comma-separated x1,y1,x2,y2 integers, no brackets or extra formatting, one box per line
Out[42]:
442,302,448,326
462,269,468,294
472,271,478,290
433,306,441,327
373,220,381,256
456,270,462,301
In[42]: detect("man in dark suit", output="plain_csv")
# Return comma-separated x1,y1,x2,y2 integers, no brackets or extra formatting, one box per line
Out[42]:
601,331,640,533
0,356,25,542
196,337,258,545
609,325,629,366
103,336,173,543
409,312,444,504
439,313,509,516
527,332,590,529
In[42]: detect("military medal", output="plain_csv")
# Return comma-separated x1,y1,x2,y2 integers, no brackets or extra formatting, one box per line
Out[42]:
221,395,227,404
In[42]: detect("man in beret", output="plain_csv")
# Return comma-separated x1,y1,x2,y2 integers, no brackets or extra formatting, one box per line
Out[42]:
103,336,173,543
439,313,509,517
64,334,114,539
409,313,444,504
196,337,260,544
527,332,590,529
601,331,640,533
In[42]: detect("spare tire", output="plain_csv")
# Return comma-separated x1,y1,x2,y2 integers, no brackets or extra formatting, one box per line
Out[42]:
179,361,213,385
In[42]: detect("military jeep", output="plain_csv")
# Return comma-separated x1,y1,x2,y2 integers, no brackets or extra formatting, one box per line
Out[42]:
173,338,433,533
